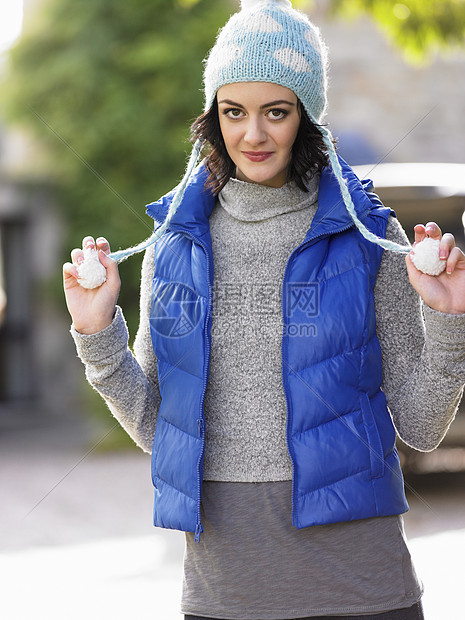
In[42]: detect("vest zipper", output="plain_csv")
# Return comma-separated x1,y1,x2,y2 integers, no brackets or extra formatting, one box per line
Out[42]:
281,222,355,528
175,229,212,543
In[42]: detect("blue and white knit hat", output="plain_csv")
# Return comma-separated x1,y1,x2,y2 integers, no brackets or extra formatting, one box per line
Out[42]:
111,0,410,262
204,0,328,125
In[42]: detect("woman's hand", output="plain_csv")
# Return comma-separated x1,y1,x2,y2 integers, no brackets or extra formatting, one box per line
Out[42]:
405,222,465,315
63,236,121,334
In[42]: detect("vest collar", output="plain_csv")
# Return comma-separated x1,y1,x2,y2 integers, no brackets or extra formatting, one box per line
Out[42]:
306,156,373,242
146,164,215,240
146,156,373,241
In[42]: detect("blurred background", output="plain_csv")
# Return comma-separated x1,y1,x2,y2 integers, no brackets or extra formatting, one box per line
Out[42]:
0,1,464,618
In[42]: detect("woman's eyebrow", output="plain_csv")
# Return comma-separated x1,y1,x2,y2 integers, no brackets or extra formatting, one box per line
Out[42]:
259,99,296,108
217,99,296,108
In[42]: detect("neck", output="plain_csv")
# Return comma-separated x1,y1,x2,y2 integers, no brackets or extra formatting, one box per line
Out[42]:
218,171,319,223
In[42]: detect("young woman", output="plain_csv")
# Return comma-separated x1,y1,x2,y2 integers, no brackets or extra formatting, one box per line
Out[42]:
63,2,465,618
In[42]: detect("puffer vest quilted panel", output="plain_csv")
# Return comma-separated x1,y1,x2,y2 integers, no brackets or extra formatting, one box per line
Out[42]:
283,215,408,527
146,158,409,538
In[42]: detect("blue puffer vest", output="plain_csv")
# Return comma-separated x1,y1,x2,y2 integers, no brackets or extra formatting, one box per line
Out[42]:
146,156,409,541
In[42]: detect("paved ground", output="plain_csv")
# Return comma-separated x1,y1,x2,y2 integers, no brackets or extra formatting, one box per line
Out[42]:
1,415,464,620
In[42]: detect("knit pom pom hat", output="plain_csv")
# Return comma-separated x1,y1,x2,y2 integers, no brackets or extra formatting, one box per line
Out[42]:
111,0,410,263
204,0,328,125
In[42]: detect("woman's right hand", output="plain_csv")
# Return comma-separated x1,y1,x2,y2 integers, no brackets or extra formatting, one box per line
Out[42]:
63,236,121,335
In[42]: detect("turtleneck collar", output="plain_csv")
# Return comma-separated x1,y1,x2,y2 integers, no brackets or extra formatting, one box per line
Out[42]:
217,171,320,222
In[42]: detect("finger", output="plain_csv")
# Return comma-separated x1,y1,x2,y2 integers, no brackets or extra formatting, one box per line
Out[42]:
63,261,79,281
70,248,84,265
82,236,96,250
424,222,442,239
98,249,120,285
96,237,111,254
413,224,427,245
444,246,465,275
439,232,455,261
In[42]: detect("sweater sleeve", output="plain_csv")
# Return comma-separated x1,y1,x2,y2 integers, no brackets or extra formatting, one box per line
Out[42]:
70,244,159,453
375,215,465,451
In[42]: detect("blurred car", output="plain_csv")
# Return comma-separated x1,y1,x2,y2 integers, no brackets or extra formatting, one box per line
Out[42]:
353,162,465,474
353,162,465,245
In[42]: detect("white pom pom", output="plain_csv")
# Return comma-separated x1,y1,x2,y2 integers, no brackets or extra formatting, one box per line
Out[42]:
77,247,107,289
411,237,447,276
241,0,292,10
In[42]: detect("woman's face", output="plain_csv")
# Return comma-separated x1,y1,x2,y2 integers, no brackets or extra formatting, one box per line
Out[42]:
217,82,301,188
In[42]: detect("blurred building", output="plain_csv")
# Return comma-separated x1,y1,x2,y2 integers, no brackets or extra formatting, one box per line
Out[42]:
315,4,465,166
0,121,79,425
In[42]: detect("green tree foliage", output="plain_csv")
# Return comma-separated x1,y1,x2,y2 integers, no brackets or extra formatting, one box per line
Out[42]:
1,0,233,334
331,0,465,62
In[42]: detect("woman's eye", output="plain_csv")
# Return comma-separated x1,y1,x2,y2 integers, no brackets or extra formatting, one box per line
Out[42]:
225,108,244,119
267,109,287,120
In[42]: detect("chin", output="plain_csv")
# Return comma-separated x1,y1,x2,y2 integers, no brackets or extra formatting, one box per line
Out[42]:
237,166,287,188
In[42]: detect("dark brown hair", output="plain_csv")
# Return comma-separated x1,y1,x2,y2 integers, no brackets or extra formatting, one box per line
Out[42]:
190,97,334,195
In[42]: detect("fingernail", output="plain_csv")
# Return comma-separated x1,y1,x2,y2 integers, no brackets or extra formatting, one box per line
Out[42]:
77,256,84,265
439,250,447,259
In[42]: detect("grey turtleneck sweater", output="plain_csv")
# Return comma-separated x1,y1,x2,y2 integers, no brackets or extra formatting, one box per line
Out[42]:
204,175,322,480
71,174,465,618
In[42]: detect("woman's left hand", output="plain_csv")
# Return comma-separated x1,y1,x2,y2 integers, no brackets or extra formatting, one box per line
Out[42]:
405,222,465,315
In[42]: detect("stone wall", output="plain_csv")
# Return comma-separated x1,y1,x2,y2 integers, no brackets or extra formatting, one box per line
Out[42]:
313,6,465,164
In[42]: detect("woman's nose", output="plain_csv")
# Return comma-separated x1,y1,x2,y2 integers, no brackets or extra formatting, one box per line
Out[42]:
243,117,267,145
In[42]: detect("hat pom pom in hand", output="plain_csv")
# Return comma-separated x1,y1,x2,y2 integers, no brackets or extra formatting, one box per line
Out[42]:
410,237,447,276
77,247,107,289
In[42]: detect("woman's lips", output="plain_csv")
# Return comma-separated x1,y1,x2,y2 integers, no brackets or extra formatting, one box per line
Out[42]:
242,151,273,162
